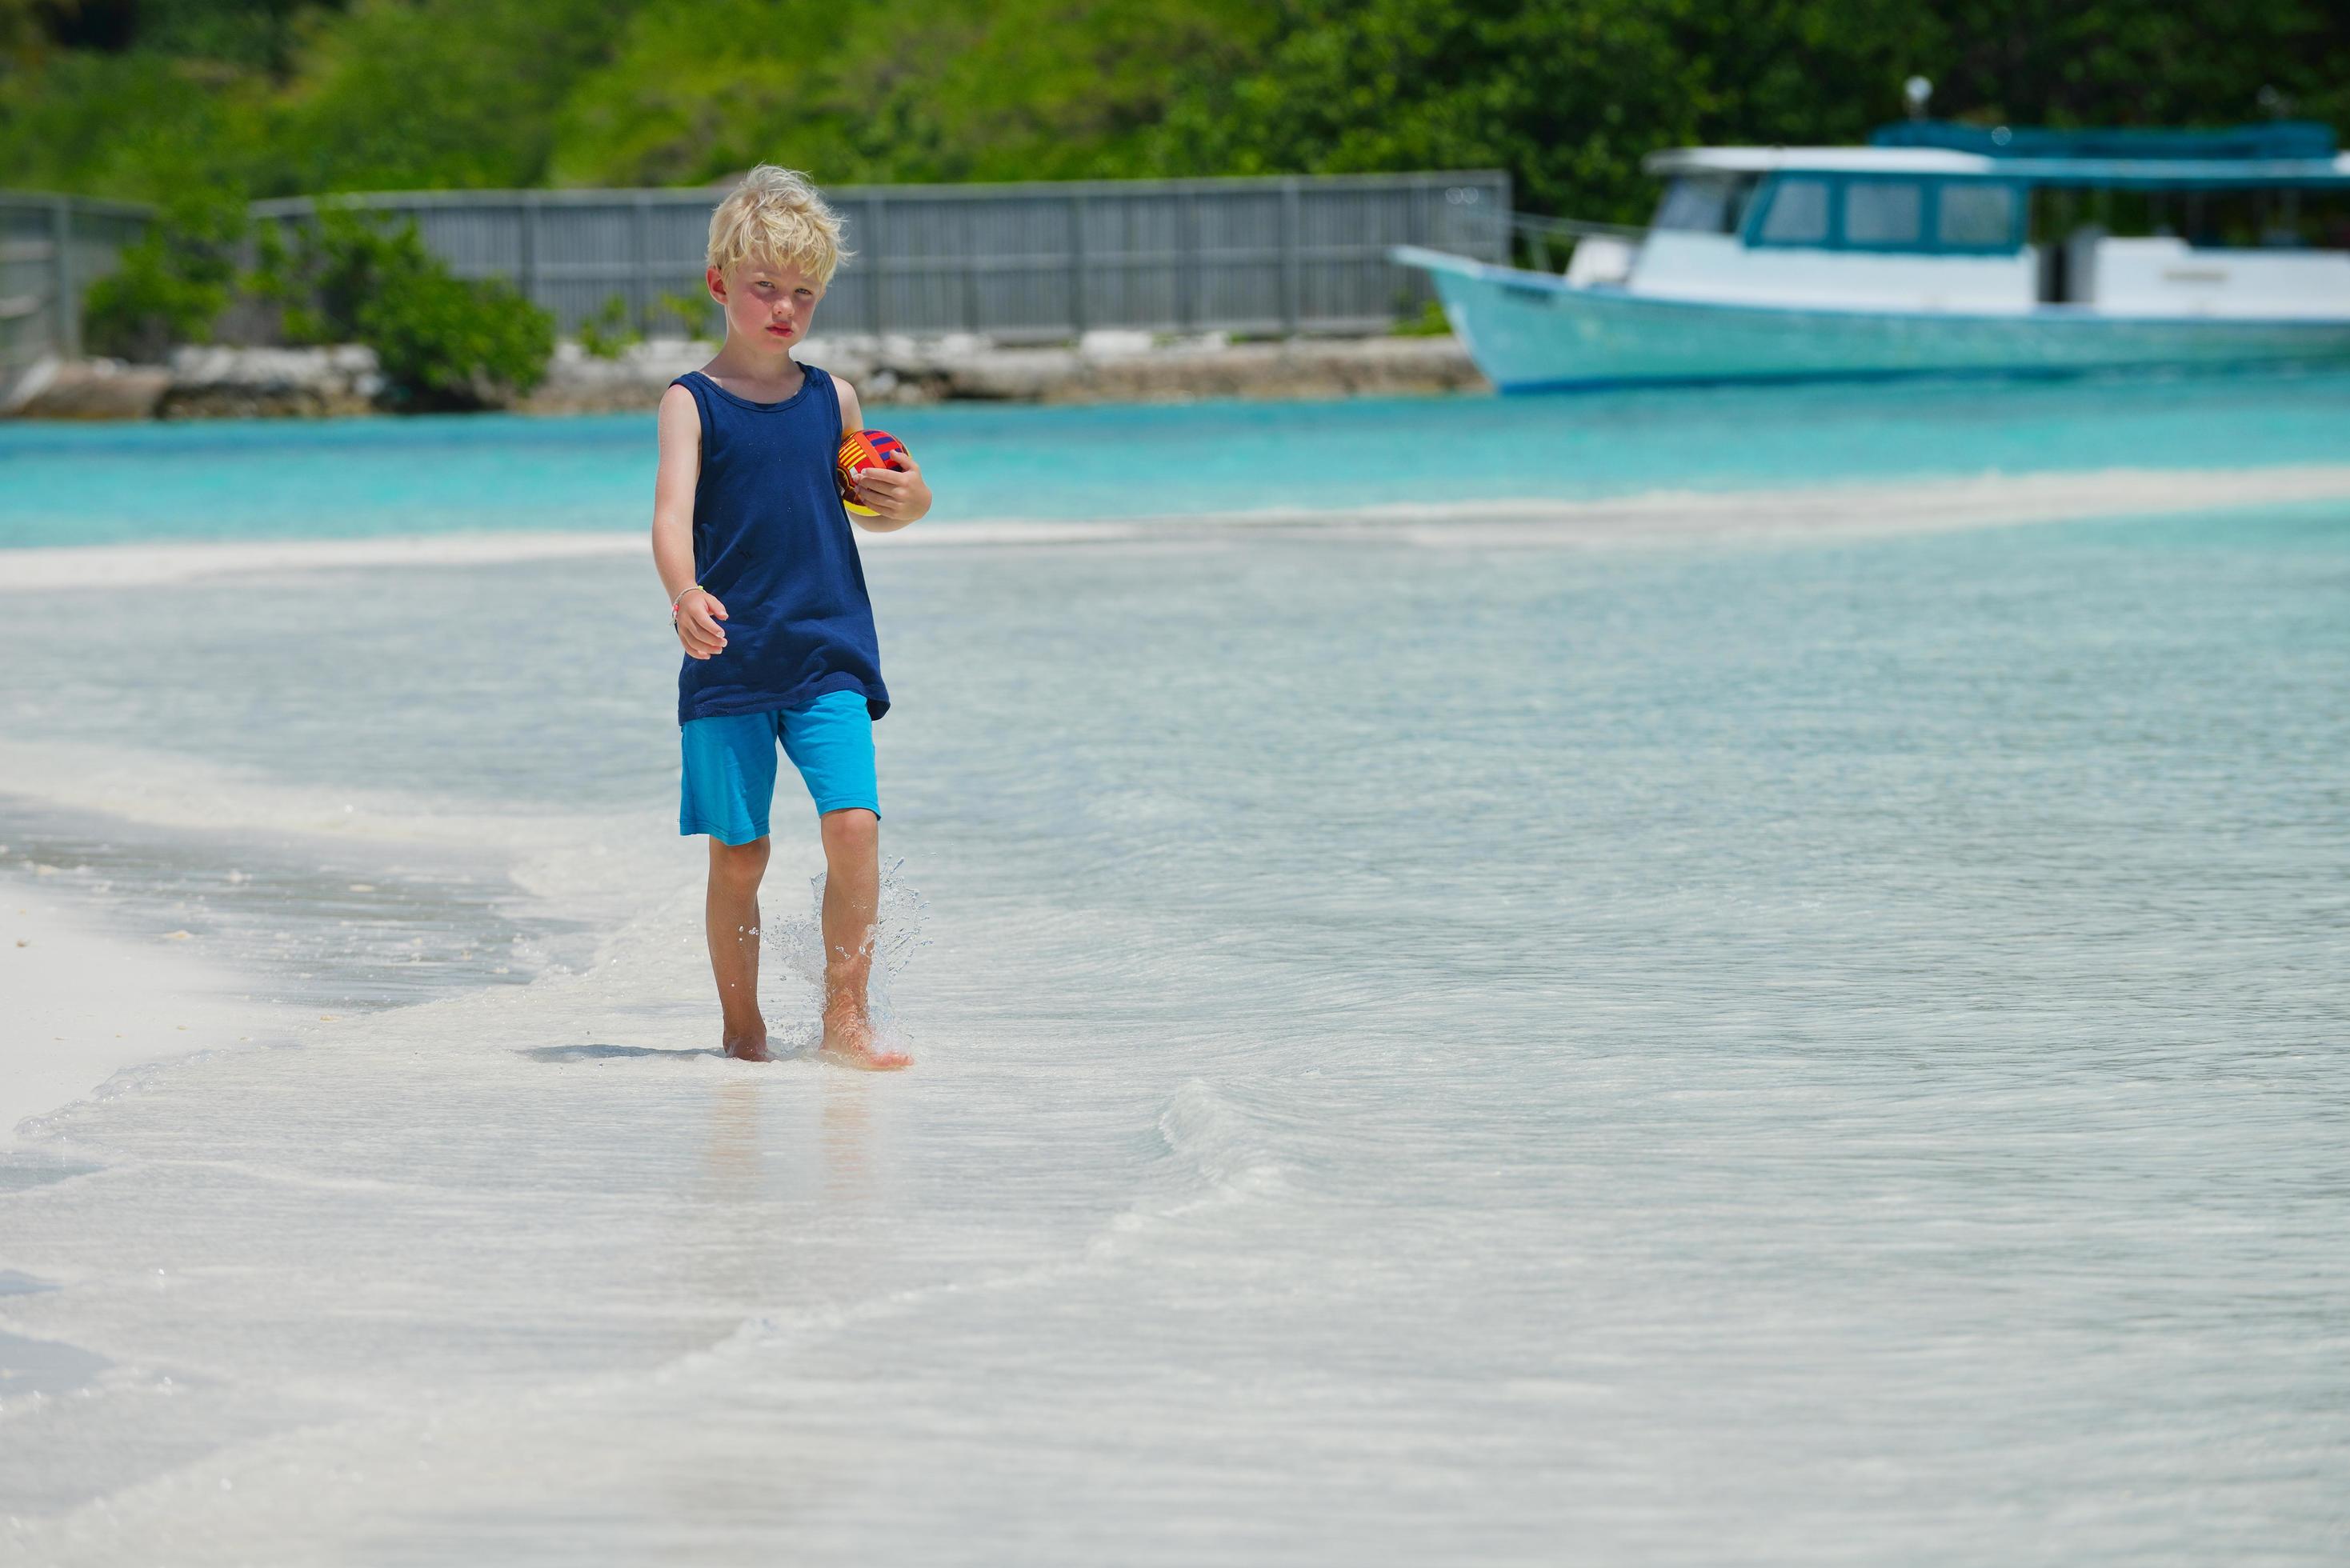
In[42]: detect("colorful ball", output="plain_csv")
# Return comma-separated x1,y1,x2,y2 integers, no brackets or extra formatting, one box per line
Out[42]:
836,429,910,516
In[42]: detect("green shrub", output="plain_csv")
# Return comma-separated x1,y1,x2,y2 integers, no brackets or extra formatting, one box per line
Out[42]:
575,294,639,360
79,194,246,362
655,287,718,342
1388,298,1452,338
250,206,555,410
361,266,557,411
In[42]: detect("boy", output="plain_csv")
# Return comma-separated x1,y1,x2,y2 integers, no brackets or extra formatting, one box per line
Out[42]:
651,166,930,1070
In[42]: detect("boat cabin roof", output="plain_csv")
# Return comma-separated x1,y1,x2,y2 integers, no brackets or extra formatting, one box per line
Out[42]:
1648,120,2350,190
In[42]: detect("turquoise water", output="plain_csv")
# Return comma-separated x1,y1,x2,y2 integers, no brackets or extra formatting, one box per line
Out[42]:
6,366,2350,547
2,385,2348,1559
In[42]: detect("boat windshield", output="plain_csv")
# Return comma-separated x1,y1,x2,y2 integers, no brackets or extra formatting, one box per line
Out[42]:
1652,176,1759,235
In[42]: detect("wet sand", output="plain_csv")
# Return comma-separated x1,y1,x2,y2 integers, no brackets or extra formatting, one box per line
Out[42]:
2,881,284,1148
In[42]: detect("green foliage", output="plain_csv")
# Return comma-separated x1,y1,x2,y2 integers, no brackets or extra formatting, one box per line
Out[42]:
253,206,555,409
247,206,403,344
271,0,632,194
1916,0,2347,134
575,294,639,360
3,0,2347,227
360,266,555,410
538,0,1268,186
128,0,346,74
655,287,717,341
0,0,47,64
79,190,247,362
1156,0,2350,222
0,46,275,200
1148,0,1934,221
540,0,1264,186
1389,299,1451,337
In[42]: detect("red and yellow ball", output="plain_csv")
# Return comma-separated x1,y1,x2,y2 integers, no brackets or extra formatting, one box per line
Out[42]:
835,429,910,516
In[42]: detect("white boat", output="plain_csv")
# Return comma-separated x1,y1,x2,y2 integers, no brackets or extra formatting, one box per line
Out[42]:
1395,117,2350,390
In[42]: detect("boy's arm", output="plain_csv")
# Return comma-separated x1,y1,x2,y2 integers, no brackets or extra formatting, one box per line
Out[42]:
653,382,727,660
835,376,931,532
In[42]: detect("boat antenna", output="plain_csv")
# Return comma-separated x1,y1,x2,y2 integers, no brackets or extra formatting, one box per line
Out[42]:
1904,76,1932,120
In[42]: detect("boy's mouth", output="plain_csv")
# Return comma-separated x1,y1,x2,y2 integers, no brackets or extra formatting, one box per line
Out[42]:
767,322,795,338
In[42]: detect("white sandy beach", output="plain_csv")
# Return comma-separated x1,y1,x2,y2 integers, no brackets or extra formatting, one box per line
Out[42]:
1,881,285,1150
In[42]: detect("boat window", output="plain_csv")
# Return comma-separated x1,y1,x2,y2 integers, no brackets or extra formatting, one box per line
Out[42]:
1843,181,1924,246
1756,178,1832,245
1936,183,2020,248
1654,177,1747,234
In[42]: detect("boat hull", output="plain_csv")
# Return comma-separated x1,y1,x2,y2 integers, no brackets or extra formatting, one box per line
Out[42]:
1392,246,2350,392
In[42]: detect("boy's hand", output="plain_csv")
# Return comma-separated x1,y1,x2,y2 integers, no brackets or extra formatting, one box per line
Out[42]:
851,453,931,524
675,588,728,660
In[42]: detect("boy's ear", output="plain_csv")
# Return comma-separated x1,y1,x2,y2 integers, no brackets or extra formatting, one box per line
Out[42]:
706,266,728,303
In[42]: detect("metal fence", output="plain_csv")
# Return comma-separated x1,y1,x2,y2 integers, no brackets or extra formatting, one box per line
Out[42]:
250,172,1511,342
0,192,150,382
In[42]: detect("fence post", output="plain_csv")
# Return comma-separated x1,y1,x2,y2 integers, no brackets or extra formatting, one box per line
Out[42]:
633,192,655,334
864,195,886,339
1179,190,1199,331
50,197,78,360
961,203,982,334
1280,177,1302,337
1067,192,1087,338
518,191,539,316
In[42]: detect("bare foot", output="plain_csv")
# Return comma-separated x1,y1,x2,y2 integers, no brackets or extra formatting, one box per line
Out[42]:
723,1025,773,1062
819,1001,911,1071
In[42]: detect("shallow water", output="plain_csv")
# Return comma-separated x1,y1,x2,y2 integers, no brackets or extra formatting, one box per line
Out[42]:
2,382,2348,1561
7,366,2350,546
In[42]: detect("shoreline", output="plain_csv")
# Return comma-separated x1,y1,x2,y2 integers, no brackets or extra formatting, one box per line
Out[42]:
2,463,2348,589
2,333,1485,422
0,876,286,1150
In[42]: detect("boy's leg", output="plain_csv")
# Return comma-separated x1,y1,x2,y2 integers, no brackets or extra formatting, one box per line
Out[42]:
779,690,908,1070
681,712,783,1059
817,809,907,1069
707,835,772,1060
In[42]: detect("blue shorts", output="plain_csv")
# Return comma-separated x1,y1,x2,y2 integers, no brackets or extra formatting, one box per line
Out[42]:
679,690,879,844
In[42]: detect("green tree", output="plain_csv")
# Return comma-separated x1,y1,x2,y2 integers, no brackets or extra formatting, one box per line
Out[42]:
1147,0,1920,220
543,0,1264,186
79,188,247,360
253,206,554,408
1916,0,2350,134
3,0,2348,224
265,0,631,192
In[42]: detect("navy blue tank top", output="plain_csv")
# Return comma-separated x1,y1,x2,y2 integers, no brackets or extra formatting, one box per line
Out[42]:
672,365,889,726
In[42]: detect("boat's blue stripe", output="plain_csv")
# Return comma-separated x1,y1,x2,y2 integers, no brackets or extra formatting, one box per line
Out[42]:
1393,247,2350,331
1491,358,2350,396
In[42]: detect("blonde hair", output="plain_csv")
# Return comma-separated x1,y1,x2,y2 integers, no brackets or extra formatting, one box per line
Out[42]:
706,166,848,283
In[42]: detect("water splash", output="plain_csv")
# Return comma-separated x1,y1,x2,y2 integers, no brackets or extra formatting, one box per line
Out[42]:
762,857,929,1053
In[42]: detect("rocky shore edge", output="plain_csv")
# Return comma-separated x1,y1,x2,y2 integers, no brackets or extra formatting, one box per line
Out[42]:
5,331,1484,420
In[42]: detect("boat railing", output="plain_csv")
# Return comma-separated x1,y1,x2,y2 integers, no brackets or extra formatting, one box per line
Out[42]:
1511,213,1649,274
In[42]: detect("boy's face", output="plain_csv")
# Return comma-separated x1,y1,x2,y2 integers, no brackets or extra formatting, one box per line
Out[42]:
707,258,825,350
